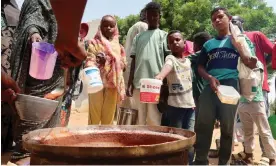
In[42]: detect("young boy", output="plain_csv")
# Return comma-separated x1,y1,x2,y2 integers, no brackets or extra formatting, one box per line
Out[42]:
155,30,195,165
230,15,276,165
188,32,212,108
194,7,257,165
156,30,195,130
127,2,170,125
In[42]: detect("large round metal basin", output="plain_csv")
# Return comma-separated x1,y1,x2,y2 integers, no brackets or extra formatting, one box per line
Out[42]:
23,125,196,165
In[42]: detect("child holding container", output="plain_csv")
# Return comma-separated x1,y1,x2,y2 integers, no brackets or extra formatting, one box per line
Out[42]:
155,30,195,164
155,30,195,130
85,15,126,125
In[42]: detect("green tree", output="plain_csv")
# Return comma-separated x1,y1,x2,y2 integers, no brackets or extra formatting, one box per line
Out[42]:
117,0,276,41
117,0,276,76
117,15,139,44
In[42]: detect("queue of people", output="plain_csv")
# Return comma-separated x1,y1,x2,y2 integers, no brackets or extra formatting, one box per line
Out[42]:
1,0,276,165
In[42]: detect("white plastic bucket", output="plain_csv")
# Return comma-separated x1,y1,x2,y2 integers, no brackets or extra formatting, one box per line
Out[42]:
140,78,162,104
217,85,240,105
83,67,103,94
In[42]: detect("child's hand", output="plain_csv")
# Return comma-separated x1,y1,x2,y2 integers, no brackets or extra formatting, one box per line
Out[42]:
155,75,163,80
126,83,134,97
96,52,106,66
208,76,220,93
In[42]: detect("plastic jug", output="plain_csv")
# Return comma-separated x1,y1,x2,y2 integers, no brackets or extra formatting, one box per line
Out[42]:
83,66,103,93
29,42,58,80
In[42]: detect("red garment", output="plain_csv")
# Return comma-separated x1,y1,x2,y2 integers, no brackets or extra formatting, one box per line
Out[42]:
272,44,276,70
245,31,273,92
183,40,194,57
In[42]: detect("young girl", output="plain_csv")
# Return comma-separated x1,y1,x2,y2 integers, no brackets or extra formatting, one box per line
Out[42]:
155,30,195,164
85,15,126,125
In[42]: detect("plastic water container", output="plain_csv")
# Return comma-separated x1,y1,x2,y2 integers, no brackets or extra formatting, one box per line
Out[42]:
217,85,241,105
140,78,162,104
29,42,58,80
83,66,103,93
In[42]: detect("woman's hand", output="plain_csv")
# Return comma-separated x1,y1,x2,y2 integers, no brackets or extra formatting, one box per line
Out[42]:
44,92,63,100
30,33,42,43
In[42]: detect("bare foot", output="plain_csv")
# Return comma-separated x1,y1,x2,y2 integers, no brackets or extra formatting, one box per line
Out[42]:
15,157,30,165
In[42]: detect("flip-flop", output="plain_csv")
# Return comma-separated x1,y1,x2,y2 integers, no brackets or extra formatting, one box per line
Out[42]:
258,157,270,166
232,151,247,160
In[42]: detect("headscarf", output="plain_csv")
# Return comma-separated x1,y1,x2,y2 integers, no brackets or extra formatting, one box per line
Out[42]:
86,15,126,102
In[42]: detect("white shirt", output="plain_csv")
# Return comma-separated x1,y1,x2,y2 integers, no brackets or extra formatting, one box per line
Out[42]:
165,55,195,108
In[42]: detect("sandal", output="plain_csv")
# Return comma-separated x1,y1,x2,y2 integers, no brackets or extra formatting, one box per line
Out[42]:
231,152,254,165
232,152,247,160
258,157,270,166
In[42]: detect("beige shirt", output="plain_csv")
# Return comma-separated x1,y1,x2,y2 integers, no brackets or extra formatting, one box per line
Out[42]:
165,55,195,108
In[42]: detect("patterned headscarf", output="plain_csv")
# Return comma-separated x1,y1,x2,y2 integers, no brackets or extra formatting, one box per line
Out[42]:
86,15,126,102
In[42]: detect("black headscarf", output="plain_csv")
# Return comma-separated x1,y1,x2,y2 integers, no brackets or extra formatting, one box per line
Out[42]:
10,0,63,97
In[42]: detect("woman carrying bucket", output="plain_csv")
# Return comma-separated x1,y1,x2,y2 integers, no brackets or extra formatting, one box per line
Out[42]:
85,15,126,125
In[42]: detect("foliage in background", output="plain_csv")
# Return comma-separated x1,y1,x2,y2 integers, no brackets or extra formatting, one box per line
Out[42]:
117,0,276,77
117,0,276,44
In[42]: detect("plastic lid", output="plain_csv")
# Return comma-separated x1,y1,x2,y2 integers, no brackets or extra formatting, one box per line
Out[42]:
217,85,240,98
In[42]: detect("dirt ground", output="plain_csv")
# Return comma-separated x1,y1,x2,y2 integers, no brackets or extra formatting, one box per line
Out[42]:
1,100,275,165
68,100,271,165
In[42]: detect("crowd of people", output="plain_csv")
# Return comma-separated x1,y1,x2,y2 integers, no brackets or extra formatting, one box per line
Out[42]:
1,0,276,165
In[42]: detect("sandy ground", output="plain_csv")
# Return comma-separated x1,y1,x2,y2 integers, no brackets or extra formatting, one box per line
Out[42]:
1,100,275,165
68,100,270,165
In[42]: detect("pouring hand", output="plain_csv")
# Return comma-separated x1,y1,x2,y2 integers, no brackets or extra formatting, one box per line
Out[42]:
55,37,87,68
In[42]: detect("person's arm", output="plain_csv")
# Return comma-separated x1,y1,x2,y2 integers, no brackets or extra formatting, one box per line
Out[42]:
50,0,87,66
120,45,127,72
1,71,20,104
257,31,273,55
126,36,137,97
163,34,171,57
155,57,173,80
127,57,135,97
197,47,220,92
84,41,105,68
232,36,257,69
257,31,273,64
